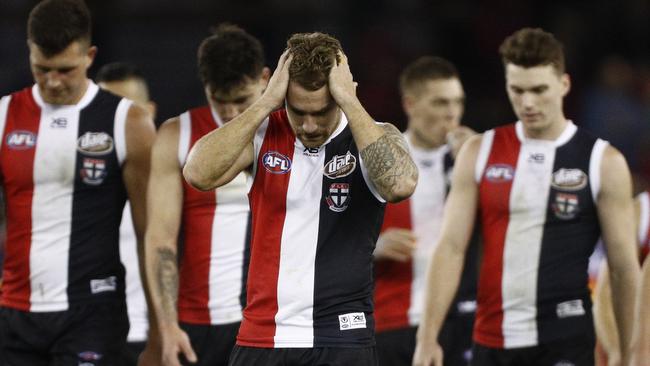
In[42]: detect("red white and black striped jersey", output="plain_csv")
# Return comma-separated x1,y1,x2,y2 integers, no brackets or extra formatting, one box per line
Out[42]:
120,203,148,342
374,137,477,332
176,106,250,325
237,109,386,348
0,83,130,312
474,121,605,348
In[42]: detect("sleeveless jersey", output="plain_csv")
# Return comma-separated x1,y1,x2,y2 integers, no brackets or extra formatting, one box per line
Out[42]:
176,105,250,325
237,109,386,348
0,83,129,312
474,121,605,348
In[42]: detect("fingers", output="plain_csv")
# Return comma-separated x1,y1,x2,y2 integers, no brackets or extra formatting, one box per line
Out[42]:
179,336,198,364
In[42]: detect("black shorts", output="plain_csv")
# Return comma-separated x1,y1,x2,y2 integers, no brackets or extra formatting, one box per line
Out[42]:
228,345,378,366
0,301,129,366
179,321,240,366
376,313,474,366
119,341,146,366
472,333,595,366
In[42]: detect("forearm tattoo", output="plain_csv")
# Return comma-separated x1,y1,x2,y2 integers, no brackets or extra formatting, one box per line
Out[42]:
156,247,179,319
361,124,418,198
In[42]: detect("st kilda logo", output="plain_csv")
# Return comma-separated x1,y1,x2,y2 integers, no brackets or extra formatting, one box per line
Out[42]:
324,152,357,179
326,183,350,212
263,151,292,174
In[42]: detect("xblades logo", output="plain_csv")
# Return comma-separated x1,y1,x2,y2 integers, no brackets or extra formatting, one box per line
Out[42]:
51,117,67,128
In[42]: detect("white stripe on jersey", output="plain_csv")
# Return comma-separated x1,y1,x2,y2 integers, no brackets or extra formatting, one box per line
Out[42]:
639,192,650,245
251,117,270,184
114,98,132,166
119,203,148,342
589,139,608,202
0,95,12,149
177,111,191,166
273,140,324,348
30,104,80,312
208,172,249,324
406,142,450,326
475,130,495,183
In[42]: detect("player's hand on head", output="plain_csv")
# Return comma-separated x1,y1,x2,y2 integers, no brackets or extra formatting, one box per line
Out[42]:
328,51,358,105
161,325,197,366
374,228,417,262
412,341,443,366
262,49,293,109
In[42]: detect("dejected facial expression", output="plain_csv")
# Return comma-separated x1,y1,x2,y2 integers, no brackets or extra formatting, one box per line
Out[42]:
285,82,341,148
404,78,465,149
29,40,95,105
206,76,268,123
505,63,570,135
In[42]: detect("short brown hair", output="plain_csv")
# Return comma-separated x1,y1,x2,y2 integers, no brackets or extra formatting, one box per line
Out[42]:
499,28,565,74
287,32,342,91
28,0,91,57
198,24,265,93
399,56,459,96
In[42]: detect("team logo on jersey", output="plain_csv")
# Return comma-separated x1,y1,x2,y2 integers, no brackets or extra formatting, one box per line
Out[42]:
77,132,114,156
263,151,292,174
552,192,580,220
326,183,350,212
50,117,68,128
324,152,357,179
551,168,588,191
81,158,108,185
6,130,36,149
485,164,514,182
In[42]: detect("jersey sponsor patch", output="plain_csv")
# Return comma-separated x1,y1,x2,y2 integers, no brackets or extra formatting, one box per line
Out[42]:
338,312,366,330
326,183,350,212
6,130,37,149
556,299,585,318
552,193,580,220
324,152,357,179
484,164,514,182
77,132,114,156
551,168,588,191
81,158,107,185
90,276,117,294
263,151,292,174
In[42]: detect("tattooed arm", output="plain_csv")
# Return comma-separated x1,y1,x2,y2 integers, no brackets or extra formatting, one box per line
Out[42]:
145,119,197,366
328,52,417,202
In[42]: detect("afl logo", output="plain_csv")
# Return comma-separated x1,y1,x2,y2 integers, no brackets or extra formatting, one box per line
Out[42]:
6,130,36,149
324,152,357,179
77,132,114,156
263,151,292,174
485,164,514,182
551,168,588,191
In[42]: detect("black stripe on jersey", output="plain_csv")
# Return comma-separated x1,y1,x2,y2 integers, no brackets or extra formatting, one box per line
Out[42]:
312,126,385,347
536,129,600,344
239,212,252,309
68,90,127,304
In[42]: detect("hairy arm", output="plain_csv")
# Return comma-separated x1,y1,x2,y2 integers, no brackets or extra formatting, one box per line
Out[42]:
631,195,650,363
598,145,640,364
412,135,481,366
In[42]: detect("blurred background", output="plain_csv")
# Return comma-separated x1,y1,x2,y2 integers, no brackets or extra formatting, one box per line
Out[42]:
1,0,649,188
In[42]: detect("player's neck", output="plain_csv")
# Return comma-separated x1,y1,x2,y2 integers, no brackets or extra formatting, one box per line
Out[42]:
407,129,445,151
523,117,569,141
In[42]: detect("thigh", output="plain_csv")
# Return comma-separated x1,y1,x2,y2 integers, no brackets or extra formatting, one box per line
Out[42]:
536,334,595,366
181,322,240,366
375,327,416,366
51,302,130,366
0,308,51,366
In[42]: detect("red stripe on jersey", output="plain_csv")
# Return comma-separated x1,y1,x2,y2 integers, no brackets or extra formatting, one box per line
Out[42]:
178,106,217,324
474,124,521,348
641,191,650,264
238,110,295,347
374,198,413,332
0,89,40,310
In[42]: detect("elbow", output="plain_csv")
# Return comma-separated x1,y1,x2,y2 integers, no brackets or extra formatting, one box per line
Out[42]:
384,176,417,203
182,163,217,191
